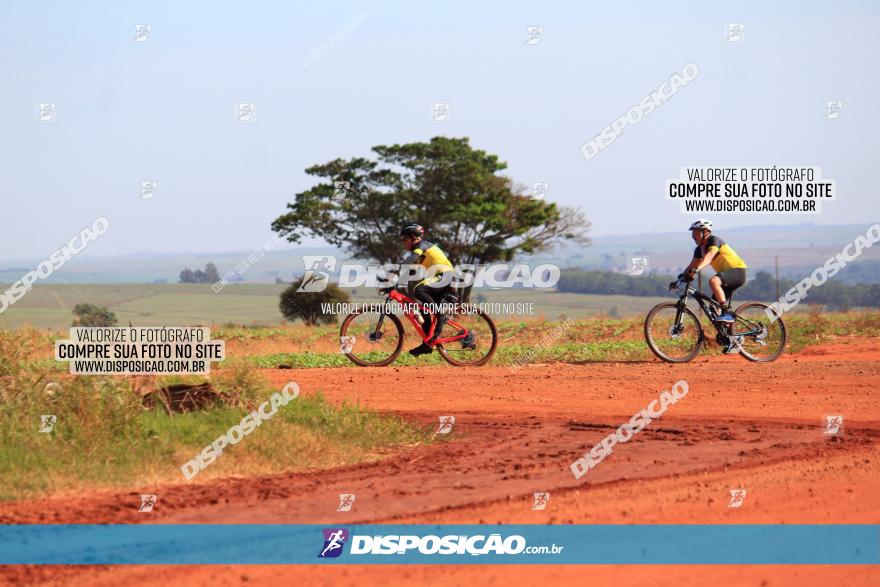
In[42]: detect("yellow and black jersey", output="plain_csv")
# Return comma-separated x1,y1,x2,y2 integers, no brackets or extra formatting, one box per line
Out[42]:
693,235,747,272
404,240,453,286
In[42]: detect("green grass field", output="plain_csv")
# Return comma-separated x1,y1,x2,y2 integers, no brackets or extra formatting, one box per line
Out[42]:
0,283,812,331
0,283,290,330
11,308,880,373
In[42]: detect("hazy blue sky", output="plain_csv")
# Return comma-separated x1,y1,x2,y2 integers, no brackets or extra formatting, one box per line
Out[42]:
1,0,878,260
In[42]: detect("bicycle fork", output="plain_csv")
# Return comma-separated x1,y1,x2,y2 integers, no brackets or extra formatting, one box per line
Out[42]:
670,302,688,338
368,314,387,342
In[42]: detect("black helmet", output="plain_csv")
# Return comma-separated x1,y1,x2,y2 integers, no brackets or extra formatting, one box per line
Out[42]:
399,223,424,239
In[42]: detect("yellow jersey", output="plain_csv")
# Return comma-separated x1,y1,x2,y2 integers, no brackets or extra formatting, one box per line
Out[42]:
694,235,747,272
405,240,453,286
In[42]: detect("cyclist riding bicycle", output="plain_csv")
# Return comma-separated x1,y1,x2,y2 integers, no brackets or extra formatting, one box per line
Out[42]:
680,219,748,349
399,223,455,357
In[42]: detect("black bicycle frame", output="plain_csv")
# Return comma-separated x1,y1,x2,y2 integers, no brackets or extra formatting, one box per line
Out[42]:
676,285,765,337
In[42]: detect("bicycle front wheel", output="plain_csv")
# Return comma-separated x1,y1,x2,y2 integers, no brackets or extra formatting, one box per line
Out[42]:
644,302,704,363
339,310,404,367
733,302,787,362
436,310,498,367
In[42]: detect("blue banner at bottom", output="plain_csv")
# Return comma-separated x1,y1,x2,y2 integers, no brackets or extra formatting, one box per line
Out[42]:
0,524,877,565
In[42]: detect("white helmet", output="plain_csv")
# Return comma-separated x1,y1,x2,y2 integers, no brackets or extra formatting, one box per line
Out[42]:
688,219,713,232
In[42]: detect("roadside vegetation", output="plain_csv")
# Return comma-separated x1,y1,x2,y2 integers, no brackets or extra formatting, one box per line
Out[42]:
237,308,880,367
8,308,880,372
0,332,431,501
0,309,875,499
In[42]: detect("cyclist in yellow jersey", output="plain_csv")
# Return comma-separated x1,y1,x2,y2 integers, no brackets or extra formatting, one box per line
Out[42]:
399,223,455,356
681,219,747,323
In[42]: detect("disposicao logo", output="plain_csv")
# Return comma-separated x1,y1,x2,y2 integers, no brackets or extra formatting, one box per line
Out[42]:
319,528,349,558
317,530,560,558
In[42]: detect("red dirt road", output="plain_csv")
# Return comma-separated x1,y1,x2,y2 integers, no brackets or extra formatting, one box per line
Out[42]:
3,337,879,586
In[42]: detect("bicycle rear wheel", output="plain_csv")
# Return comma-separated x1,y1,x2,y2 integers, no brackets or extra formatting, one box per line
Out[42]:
339,310,404,367
733,302,787,362
644,302,704,363
436,310,497,367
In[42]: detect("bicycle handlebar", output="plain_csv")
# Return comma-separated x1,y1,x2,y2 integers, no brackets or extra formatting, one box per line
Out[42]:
670,277,698,293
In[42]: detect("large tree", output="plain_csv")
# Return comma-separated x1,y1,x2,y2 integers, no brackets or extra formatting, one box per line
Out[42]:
271,137,590,266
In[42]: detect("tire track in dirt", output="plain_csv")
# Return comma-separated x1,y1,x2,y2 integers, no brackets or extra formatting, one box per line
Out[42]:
1,414,875,525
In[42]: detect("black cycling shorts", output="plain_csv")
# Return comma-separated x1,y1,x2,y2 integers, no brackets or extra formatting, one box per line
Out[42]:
717,268,747,297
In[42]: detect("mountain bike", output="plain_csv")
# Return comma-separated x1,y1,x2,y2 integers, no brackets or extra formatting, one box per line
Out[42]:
644,276,787,363
339,285,498,367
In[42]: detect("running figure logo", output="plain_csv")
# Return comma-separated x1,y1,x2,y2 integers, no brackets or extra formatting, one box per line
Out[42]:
318,528,350,558
236,102,256,122
823,415,843,434
530,182,549,200
37,103,57,122
726,23,744,42
140,181,157,199
39,415,57,433
531,492,550,510
333,181,349,202
133,24,152,42
298,256,336,292
430,103,450,122
524,26,543,45
728,489,746,508
139,494,157,512
628,257,648,276
824,101,842,120
339,336,356,354
437,415,455,434
337,493,356,512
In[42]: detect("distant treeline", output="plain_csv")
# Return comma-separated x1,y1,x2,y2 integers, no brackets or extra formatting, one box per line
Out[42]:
783,258,880,285
557,269,880,310
179,262,220,284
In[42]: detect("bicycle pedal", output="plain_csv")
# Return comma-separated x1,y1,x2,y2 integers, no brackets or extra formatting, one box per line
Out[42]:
723,336,744,354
